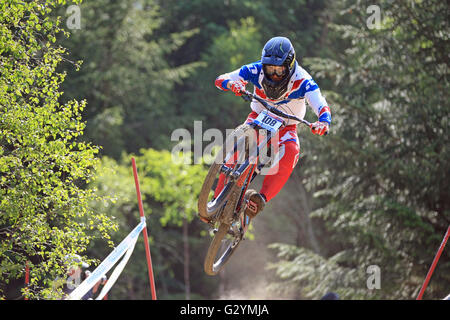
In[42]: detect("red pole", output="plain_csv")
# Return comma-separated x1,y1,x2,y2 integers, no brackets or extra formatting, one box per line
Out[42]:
24,261,30,300
131,157,157,300
104,280,108,300
416,225,450,300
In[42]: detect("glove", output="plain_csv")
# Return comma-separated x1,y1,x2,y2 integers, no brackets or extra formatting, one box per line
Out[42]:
311,121,329,136
229,80,247,96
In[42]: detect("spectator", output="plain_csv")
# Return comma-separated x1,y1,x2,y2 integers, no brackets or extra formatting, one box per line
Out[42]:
53,254,107,300
62,254,91,299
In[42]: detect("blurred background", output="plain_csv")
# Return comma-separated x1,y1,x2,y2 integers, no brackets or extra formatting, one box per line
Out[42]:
1,0,449,300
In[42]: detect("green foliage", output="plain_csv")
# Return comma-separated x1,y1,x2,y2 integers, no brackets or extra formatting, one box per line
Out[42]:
60,0,205,158
268,0,449,299
2,0,447,300
267,243,374,299
135,149,207,226
0,0,117,299
156,0,330,135
176,17,263,133
88,150,211,299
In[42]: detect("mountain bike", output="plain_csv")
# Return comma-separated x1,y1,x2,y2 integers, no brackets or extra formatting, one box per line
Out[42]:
198,90,314,276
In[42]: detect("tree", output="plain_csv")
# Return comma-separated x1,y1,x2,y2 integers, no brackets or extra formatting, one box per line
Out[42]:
89,150,211,299
269,0,449,299
0,0,117,299
156,0,330,134
60,0,204,158
179,17,263,134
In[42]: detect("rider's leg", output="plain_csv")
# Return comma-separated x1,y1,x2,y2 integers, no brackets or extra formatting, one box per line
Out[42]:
259,139,300,203
214,150,239,198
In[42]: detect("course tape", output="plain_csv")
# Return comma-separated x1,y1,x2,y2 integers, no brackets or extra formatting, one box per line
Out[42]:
68,218,146,300
95,239,136,300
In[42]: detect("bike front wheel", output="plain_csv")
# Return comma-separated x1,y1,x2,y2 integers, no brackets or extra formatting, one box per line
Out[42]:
198,124,255,220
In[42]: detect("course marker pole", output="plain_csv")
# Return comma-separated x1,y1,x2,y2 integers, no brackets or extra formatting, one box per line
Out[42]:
416,225,450,300
131,157,157,300
24,261,30,300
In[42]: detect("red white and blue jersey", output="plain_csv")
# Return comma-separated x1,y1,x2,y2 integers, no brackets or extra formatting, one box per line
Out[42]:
215,61,332,126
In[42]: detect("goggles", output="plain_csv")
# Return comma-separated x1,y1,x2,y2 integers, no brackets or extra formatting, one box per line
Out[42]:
263,64,287,77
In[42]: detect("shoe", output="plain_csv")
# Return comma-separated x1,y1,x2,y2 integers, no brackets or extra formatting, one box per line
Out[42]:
244,189,266,218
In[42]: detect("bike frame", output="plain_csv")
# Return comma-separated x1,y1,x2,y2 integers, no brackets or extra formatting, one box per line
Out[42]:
218,91,313,221
201,90,318,275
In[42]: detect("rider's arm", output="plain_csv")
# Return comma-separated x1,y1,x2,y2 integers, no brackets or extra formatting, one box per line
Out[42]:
288,76,331,136
301,79,331,125
305,88,331,125
215,69,240,91
287,76,331,125
215,62,261,91
303,80,331,136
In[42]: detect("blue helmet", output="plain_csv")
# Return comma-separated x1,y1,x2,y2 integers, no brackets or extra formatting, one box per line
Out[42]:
261,36,296,100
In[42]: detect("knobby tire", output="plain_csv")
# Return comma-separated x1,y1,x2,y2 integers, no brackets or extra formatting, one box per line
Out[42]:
198,124,253,219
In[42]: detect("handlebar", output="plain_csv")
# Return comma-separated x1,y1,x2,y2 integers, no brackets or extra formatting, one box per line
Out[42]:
240,90,312,128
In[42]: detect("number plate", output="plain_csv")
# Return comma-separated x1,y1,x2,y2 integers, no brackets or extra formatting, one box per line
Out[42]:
253,111,283,132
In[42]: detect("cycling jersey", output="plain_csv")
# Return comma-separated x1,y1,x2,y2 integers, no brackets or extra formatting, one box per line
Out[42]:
213,61,331,203
215,61,332,126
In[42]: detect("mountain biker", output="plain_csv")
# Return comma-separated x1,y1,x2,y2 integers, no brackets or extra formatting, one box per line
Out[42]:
214,36,331,218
